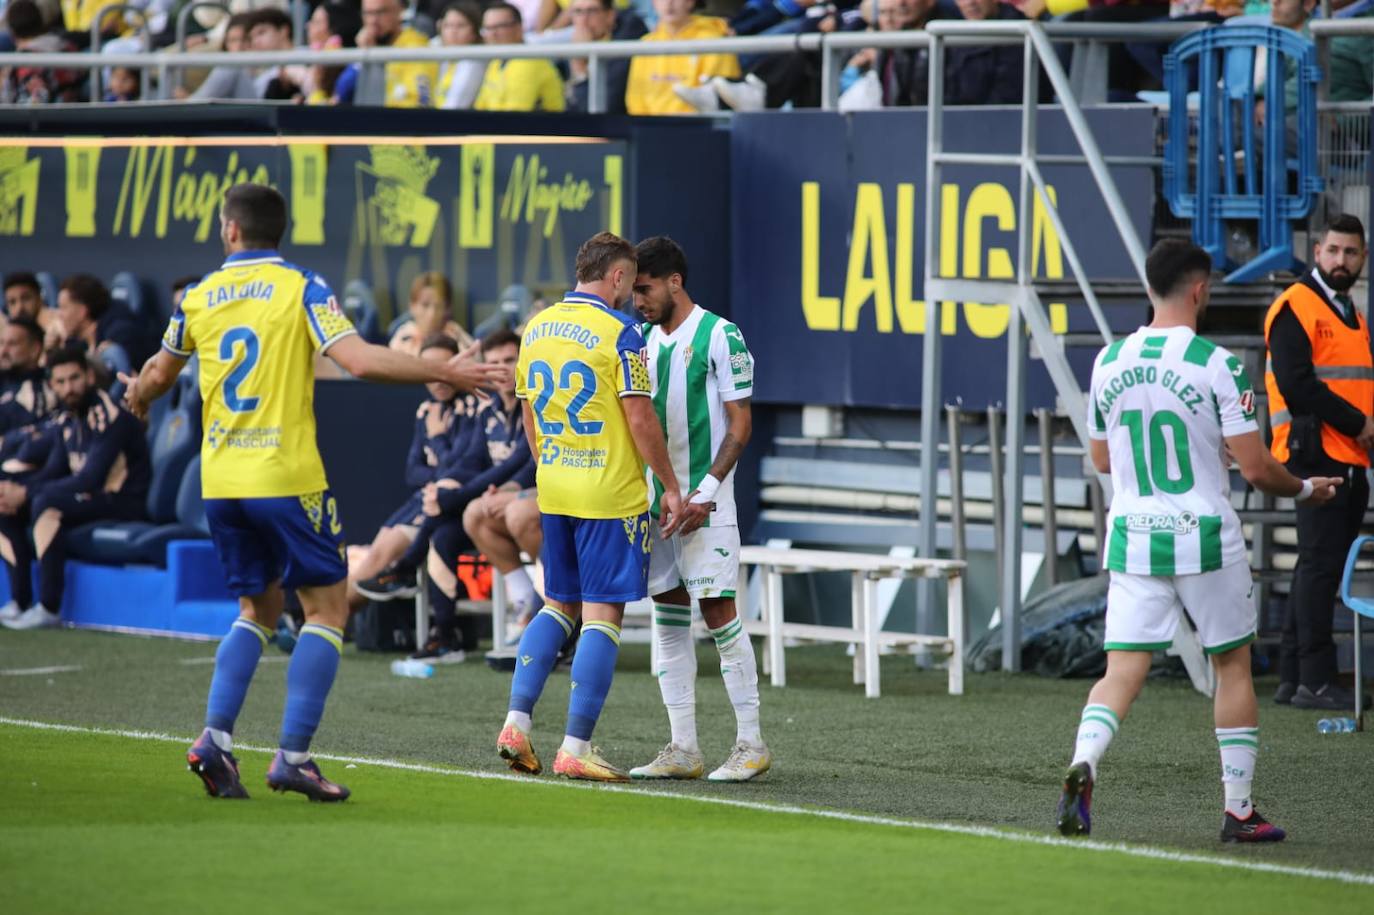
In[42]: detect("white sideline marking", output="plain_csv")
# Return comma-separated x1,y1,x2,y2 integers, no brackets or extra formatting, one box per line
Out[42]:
2,716,1371,889
177,656,287,666
0,665,83,676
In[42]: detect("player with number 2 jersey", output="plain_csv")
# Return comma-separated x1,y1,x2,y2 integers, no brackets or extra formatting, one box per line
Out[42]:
125,184,502,804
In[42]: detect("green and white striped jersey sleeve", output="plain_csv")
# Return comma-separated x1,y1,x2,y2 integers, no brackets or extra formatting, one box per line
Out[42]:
1209,346,1259,438
711,321,753,402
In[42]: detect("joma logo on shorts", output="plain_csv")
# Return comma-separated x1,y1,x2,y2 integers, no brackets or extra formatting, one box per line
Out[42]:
1124,511,1199,535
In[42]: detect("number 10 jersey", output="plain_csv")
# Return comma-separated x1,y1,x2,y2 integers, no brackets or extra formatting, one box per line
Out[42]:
1087,325,1258,576
516,292,652,519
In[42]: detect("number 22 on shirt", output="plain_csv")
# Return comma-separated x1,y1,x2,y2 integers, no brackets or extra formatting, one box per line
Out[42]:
526,358,604,435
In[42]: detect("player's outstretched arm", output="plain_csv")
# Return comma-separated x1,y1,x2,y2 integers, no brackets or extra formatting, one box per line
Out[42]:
328,337,508,392
1225,430,1341,503
120,350,188,421
621,394,684,536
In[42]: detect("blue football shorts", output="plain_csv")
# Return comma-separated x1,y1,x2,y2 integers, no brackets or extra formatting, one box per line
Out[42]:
540,511,651,604
204,490,348,597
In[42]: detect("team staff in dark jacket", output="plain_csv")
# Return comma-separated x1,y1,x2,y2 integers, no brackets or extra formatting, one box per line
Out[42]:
1262,214,1374,711
0,346,150,630
0,318,56,435
345,333,478,607
357,330,535,661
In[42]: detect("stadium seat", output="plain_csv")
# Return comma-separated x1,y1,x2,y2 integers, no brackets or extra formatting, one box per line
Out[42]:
342,279,383,344
99,343,133,399
65,372,204,567
35,271,58,309
109,272,149,323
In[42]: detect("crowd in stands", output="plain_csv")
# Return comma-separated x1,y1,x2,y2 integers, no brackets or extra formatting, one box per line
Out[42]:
4,0,1372,110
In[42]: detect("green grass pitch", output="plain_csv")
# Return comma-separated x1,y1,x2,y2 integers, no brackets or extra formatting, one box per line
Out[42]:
1,630,1371,913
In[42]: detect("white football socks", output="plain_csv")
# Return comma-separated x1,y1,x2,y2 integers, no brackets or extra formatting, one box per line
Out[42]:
1070,704,1120,778
1216,726,1259,818
653,604,699,753
711,616,762,745
504,568,537,611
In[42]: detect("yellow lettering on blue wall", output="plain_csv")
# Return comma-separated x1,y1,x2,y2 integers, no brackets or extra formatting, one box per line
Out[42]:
843,183,893,332
962,182,1015,339
800,182,840,330
798,179,1070,337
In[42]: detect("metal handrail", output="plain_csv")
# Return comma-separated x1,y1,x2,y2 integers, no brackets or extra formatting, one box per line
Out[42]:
0,21,1216,109
89,3,152,102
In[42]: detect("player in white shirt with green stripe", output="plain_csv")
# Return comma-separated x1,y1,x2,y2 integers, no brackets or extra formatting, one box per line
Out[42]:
1058,240,1340,844
626,237,770,782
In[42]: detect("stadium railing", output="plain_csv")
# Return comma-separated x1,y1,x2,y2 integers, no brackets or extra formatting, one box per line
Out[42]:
0,21,1208,109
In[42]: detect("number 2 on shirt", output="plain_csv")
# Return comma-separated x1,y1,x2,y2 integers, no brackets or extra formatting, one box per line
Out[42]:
220,326,262,413
527,359,605,435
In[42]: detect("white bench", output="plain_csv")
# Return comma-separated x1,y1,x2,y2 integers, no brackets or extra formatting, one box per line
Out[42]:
739,546,968,698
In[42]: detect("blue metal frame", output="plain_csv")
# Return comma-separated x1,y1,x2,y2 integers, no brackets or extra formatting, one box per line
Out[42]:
1163,26,1323,283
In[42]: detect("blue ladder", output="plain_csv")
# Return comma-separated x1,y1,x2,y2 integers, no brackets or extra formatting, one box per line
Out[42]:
1163,26,1323,284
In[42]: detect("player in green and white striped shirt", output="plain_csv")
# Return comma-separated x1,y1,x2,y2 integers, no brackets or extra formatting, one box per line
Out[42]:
1058,240,1340,844
626,237,770,783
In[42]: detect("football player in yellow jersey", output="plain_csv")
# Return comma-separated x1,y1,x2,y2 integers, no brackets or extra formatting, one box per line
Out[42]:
122,183,504,802
497,232,684,782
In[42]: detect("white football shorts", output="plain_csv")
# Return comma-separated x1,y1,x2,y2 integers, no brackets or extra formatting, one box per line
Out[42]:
647,522,740,600
1104,561,1257,655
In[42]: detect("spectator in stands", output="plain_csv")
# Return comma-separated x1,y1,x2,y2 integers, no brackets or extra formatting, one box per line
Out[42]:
538,0,636,31
249,8,307,101
304,2,362,105
103,66,140,102
348,333,477,606
0,0,83,104
188,11,260,101
389,272,475,357
55,274,150,370
945,0,1026,103
464,484,544,638
473,2,566,111
0,346,150,630
1124,1,1239,92
563,0,648,114
673,2,866,112
0,318,54,426
1035,0,1171,100
843,0,949,108
60,0,124,40
357,0,437,107
435,1,486,110
627,0,739,115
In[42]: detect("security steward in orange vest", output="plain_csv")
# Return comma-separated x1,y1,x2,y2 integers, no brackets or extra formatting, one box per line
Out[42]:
1263,214,1374,711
